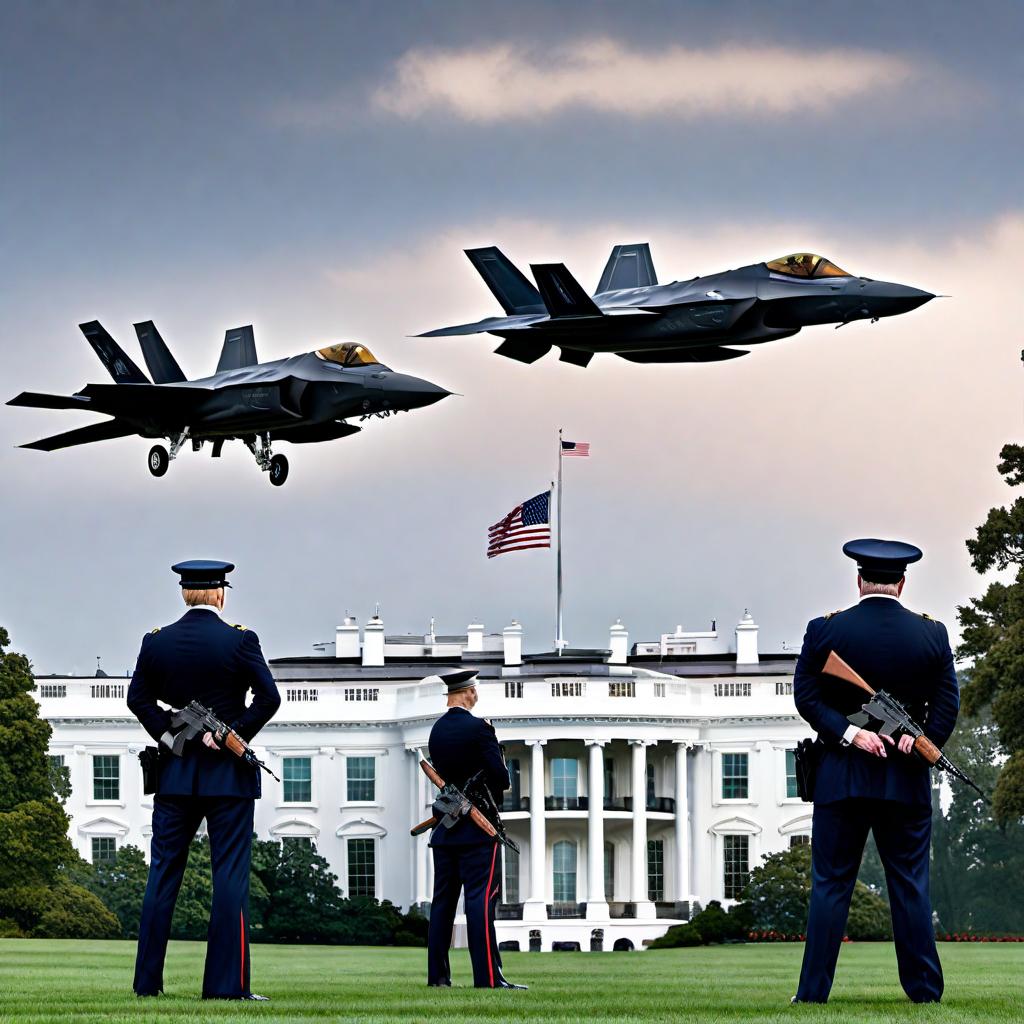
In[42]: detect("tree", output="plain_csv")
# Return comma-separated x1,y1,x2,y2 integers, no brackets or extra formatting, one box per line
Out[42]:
739,845,892,940
959,442,1024,822
931,710,1024,932
0,627,112,938
78,845,150,939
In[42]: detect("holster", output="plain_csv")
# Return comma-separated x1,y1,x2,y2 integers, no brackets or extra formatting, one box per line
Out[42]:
794,738,824,802
139,746,160,795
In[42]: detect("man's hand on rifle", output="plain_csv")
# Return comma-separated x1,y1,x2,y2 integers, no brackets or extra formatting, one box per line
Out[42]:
897,734,915,755
202,731,221,751
852,729,895,758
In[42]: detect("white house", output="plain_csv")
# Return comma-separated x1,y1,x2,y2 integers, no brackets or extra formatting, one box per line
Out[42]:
36,610,813,951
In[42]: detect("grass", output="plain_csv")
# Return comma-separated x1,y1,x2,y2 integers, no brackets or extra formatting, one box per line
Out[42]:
0,940,1020,1023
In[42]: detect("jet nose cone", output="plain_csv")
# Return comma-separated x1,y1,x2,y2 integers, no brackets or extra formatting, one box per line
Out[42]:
861,281,935,317
386,373,451,410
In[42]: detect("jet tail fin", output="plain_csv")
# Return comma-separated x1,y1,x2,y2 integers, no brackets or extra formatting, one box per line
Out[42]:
7,391,92,410
79,321,150,383
466,247,545,314
216,325,258,373
531,264,603,319
597,243,658,293
20,418,137,451
135,321,187,383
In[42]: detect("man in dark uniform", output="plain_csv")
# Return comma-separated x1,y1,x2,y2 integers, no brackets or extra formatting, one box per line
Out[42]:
127,559,280,1000
425,669,525,989
793,539,959,1004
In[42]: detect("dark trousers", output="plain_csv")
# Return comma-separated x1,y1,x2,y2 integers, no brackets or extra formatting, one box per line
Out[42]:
796,798,942,1004
427,842,504,987
133,795,255,999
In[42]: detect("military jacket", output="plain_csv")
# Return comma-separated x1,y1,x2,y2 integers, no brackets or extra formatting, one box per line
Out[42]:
127,608,281,798
794,596,959,806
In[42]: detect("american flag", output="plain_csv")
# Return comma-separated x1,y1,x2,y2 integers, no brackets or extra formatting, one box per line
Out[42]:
487,491,551,559
561,439,590,457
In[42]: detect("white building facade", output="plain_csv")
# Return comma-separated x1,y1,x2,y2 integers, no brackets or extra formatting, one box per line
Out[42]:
36,612,813,951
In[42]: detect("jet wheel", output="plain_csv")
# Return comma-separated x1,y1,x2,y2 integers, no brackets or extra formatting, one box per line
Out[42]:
269,453,289,487
148,445,169,478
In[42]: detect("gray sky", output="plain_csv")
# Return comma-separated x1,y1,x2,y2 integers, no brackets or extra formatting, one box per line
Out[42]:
2,1,1022,673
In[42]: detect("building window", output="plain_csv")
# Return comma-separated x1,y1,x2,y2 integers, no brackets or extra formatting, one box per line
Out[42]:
604,758,615,802
91,683,125,699
647,839,664,901
776,680,794,695
48,753,65,772
723,835,750,899
550,679,584,697
346,756,375,802
282,757,312,803
285,687,318,701
713,681,751,697
503,846,520,903
552,840,577,903
604,841,615,899
608,680,635,697
91,837,116,865
282,836,314,852
39,683,66,698
92,755,120,800
646,763,656,807
347,838,375,897
721,753,748,800
504,680,523,699
785,749,798,799
790,834,810,848
653,682,666,697
503,759,521,810
343,687,379,701
551,758,578,800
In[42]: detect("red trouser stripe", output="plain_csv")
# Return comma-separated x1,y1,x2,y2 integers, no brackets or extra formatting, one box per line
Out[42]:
240,909,245,990
484,843,499,987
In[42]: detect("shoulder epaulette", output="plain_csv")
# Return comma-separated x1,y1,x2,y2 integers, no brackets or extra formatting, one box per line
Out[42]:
823,608,844,620
232,623,247,631
150,627,161,635
921,612,935,621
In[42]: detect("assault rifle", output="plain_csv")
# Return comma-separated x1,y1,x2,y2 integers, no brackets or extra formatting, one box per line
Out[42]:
822,651,985,801
160,699,280,781
410,760,520,853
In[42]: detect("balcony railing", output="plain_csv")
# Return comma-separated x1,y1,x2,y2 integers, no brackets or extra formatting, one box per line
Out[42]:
655,900,691,920
621,796,676,813
608,901,636,919
496,903,524,920
501,796,530,812
547,902,585,919
545,796,588,811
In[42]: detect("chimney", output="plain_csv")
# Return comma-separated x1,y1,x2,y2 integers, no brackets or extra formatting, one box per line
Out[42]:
335,615,360,659
362,613,385,667
735,609,759,665
608,619,628,665
466,622,484,653
503,620,523,666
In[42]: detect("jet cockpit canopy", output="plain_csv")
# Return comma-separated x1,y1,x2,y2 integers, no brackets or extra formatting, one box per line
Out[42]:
765,253,851,279
316,342,380,367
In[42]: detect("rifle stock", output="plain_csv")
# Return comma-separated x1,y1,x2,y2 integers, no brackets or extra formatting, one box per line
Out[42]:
415,759,500,841
822,650,876,695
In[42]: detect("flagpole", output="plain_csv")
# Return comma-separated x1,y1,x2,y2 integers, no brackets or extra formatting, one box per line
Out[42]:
556,427,564,655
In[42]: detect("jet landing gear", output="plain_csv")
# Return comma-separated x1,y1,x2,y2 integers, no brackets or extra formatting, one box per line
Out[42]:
148,429,190,478
245,433,289,487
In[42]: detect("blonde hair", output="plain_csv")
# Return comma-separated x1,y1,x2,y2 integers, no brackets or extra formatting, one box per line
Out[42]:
182,587,224,608
859,579,902,598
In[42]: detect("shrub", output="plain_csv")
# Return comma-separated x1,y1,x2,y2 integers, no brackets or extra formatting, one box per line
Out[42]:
649,923,702,949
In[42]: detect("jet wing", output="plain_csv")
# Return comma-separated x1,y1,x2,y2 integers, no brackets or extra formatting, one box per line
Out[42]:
76,382,214,417
19,418,138,451
416,314,547,337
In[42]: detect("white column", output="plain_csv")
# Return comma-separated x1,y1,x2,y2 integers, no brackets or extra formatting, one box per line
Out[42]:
674,742,690,904
524,739,547,921
586,740,607,919
412,748,429,905
630,740,655,919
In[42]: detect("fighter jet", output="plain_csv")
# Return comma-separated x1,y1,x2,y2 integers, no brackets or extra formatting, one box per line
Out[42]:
7,322,449,486
419,246,934,367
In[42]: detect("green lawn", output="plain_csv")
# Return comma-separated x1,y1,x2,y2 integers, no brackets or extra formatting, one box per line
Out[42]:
0,940,1020,1023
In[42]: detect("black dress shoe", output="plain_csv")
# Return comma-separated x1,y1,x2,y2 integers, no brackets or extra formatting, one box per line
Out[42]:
428,981,452,987
494,981,528,990
242,994,270,1001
